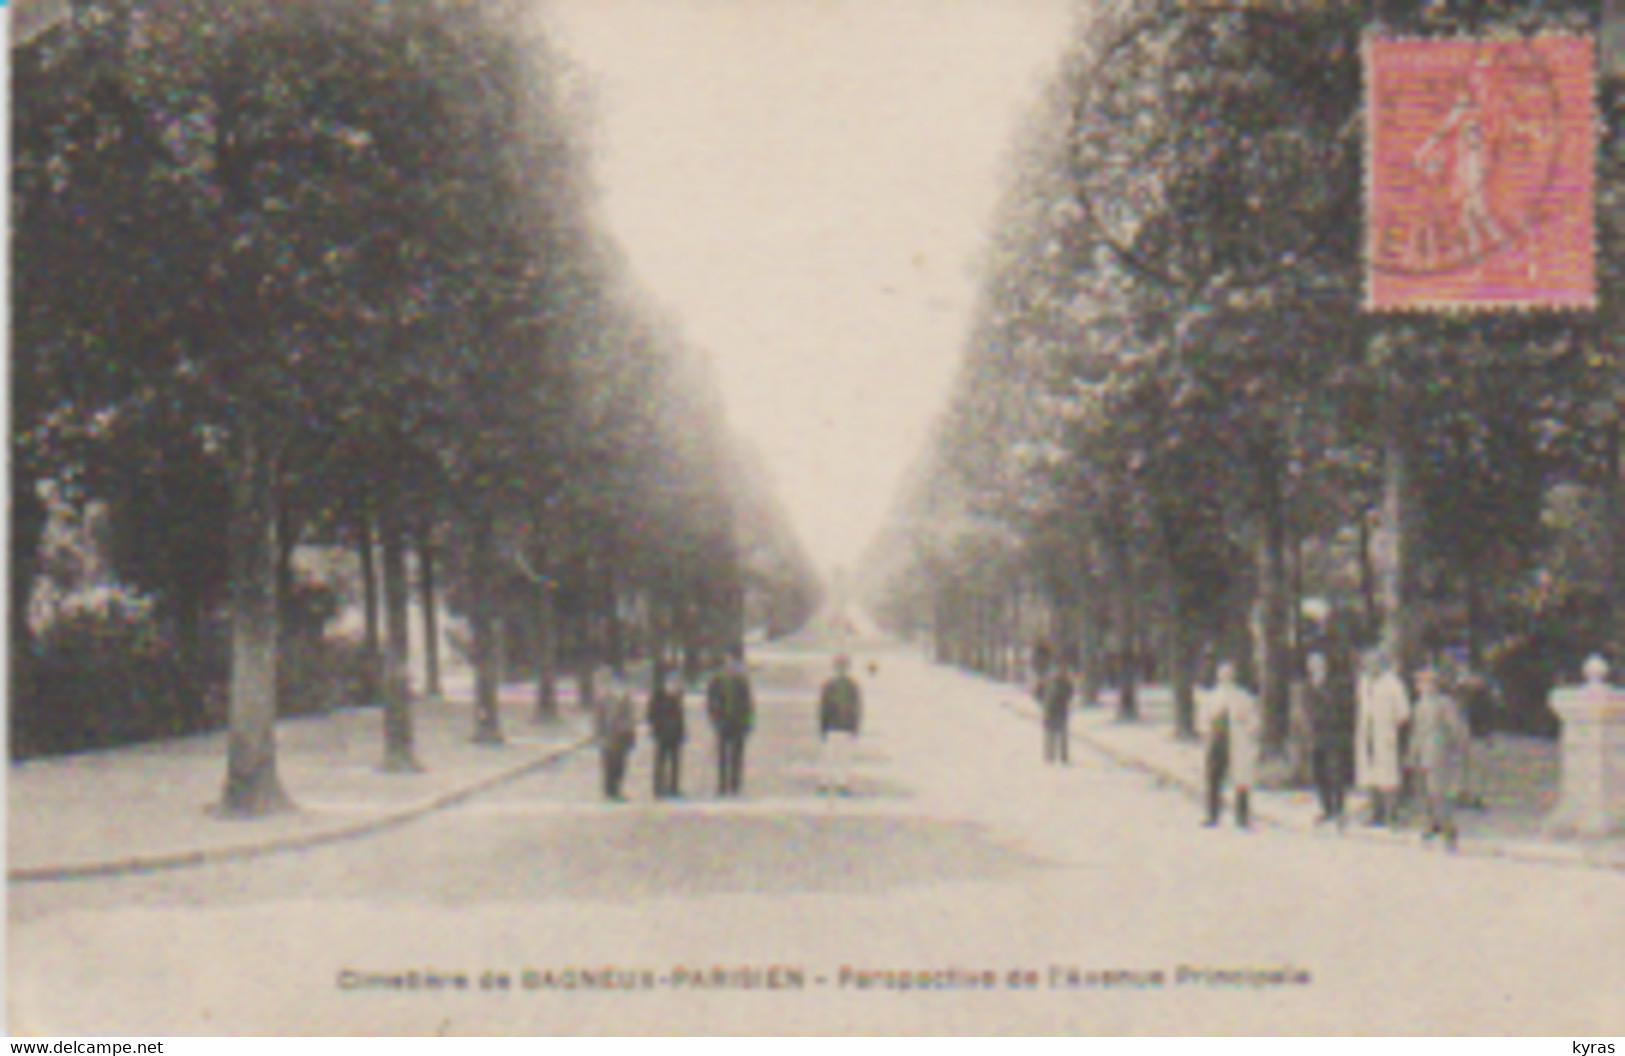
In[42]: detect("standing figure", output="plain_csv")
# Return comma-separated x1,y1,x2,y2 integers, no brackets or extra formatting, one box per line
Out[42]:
1038,664,1076,765
1356,649,1410,826
596,678,637,802
1302,651,1354,825
818,655,864,795
1415,90,1504,260
1409,666,1468,849
1199,661,1260,828
647,667,686,799
706,651,755,797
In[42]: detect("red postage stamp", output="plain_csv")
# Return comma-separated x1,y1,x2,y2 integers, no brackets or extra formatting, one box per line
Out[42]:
1365,35,1595,312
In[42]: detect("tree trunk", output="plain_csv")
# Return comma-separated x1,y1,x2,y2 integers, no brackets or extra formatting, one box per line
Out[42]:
604,565,626,678
1607,414,1623,660
217,427,292,816
1054,596,1079,672
932,587,948,664
574,562,598,713
651,603,673,684
1115,538,1139,722
1379,371,1416,675
274,500,297,714
1080,580,1106,709
419,528,442,700
682,635,701,687
1258,447,1292,757
1225,569,1260,690
174,588,209,732
534,564,560,724
991,591,1006,681
1464,559,1484,670
470,511,504,744
1290,522,1305,662
957,591,969,669
958,590,972,670
276,502,297,621
1168,575,1198,740
379,500,420,770
1357,509,1379,643
976,592,992,674
576,659,597,716
1007,588,1020,679
983,592,997,675
357,509,381,706
1009,587,1024,682
949,585,964,667
960,587,975,670
8,463,48,751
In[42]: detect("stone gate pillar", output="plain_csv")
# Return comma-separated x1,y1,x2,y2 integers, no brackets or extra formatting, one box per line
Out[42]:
1544,655,1625,838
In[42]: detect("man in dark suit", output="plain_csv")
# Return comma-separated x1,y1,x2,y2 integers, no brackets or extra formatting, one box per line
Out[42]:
647,666,686,799
1038,663,1076,765
1302,651,1352,825
706,651,755,796
818,655,863,795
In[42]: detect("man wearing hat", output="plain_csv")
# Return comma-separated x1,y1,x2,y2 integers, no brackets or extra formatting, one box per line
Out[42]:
818,654,864,795
706,650,755,796
1410,665,1467,850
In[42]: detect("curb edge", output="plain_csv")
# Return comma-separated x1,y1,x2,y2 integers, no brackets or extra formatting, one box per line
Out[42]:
8,734,594,884
998,698,1624,874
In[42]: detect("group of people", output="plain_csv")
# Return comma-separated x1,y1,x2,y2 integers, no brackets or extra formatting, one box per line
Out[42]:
1199,647,1475,846
593,652,866,802
1345,650,1474,847
600,637,1478,843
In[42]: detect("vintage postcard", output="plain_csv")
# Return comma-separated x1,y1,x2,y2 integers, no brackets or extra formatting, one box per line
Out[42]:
7,0,1624,1039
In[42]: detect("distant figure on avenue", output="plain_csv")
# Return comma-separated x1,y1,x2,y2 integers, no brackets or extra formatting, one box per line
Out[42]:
1356,649,1410,826
1301,651,1353,825
1199,661,1260,828
818,655,864,795
1037,662,1076,765
706,651,755,797
1409,666,1468,849
647,667,686,799
596,678,637,802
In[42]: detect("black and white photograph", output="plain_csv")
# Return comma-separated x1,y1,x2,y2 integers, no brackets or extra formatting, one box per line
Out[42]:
6,0,1625,1037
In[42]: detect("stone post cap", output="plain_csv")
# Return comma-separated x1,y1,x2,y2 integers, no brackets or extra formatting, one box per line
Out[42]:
1551,656,1622,717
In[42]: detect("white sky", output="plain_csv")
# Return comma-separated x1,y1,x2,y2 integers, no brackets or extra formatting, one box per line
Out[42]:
542,0,1077,575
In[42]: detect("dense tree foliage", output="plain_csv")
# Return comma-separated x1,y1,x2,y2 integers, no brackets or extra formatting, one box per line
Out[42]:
865,0,1617,749
10,0,820,806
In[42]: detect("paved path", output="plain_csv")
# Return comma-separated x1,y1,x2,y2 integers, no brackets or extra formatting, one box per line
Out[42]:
8,679,592,879
1047,687,1625,871
9,647,1624,1034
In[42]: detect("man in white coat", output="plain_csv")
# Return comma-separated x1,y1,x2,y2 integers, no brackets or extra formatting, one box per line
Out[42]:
1356,649,1410,826
1199,661,1261,829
